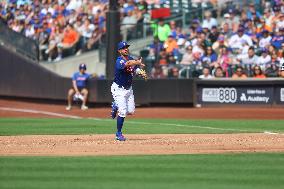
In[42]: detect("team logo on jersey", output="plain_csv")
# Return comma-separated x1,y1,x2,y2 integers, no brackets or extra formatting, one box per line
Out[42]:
120,60,124,64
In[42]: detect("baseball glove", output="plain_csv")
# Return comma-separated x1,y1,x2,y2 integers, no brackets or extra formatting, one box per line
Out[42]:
137,69,148,80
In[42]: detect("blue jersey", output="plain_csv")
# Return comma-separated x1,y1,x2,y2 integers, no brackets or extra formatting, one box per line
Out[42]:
114,56,137,89
72,72,91,88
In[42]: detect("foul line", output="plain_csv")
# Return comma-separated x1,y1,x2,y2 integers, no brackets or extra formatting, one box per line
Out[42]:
0,107,82,119
87,118,255,133
0,107,281,134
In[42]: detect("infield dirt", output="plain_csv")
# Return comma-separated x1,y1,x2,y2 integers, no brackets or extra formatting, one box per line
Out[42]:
0,99,284,156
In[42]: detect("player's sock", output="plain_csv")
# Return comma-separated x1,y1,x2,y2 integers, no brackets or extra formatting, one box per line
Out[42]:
117,116,125,133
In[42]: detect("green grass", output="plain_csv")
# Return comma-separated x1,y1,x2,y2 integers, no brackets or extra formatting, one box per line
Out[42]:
0,154,283,189
0,118,284,136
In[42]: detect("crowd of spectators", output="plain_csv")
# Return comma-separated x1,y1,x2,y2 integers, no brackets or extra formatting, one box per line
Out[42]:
147,0,284,79
0,0,150,62
1,0,284,80
0,0,110,61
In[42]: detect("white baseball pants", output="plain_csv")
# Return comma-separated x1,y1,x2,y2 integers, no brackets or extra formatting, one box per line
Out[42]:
111,82,135,117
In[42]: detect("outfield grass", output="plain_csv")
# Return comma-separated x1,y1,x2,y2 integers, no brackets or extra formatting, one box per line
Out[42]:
0,118,283,135
0,154,283,189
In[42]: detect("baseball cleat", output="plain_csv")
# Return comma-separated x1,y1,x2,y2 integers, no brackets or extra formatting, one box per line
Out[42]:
66,106,72,110
116,132,126,141
111,102,118,119
81,105,88,110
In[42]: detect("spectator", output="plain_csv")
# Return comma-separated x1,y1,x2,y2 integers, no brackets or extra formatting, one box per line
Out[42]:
237,46,259,76
213,66,225,78
180,45,193,65
221,22,234,39
163,34,178,55
45,25,63,61
263,8,273,26
257,48,271,71
258,30,272,49
232,66,247,79
151,64,166,79
192,37,205,56
168,66,179,78
199,67,213,79
202,10,217,30
146,37,164,68
86,28,102,51
212,35,228,52
77,18,96,53
66,63,93,111
208,25,220,44
215,46,232,77
55,23,80,61
252,65,266,78
265,62,279,77
227,8,240,32
121,10,138,41
202,46,218,68
256,18,272,33
271,28,284,50
246,3,261,20
191,51,203,77
151,18,171,43
228,26,253,50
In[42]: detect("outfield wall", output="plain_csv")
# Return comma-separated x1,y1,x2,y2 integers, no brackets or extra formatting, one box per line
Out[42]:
1,45,284,106
195,79,284,107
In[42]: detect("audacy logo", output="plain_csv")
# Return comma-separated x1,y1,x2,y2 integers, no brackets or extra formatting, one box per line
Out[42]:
240,93,269,103
240,93,247,101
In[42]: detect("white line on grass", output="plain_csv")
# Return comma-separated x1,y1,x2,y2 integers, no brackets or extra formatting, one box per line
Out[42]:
0,107,82,119
87,117,253,132
0,107,281,134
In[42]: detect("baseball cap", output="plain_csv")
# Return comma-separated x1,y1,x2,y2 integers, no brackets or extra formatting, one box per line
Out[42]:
237,27,245,32
79,63,87,70
261,48,268,53
228,8,234,14
273,6,280,12
262,29,269,34
117,41,130,50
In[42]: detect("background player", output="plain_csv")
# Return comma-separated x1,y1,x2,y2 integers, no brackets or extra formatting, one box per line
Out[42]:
111,41,147,141
66,63,92,110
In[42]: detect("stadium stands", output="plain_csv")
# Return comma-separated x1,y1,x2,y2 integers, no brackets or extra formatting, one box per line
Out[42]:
0,0,284,79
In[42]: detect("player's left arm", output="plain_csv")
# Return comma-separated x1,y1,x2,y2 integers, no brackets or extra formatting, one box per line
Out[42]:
133,58,148,80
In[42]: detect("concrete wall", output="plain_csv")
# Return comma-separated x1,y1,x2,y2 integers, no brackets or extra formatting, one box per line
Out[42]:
40,50,106,78
39,36,153,78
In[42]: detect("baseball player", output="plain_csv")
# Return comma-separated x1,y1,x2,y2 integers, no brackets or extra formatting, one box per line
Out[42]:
66,63,91,110
111,41,147,141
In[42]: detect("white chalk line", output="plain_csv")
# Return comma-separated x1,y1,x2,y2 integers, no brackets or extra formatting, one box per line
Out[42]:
0,107,282,135
0,107,82,119
88,118,281,134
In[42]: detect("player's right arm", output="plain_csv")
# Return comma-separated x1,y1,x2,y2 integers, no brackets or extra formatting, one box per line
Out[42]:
116,57,145,70
72,73,80,94
125,57,145,67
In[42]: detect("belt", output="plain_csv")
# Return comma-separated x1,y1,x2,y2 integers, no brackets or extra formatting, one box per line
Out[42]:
114,82,131,90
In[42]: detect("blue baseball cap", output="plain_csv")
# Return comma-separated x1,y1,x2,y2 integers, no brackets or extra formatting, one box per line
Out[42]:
117,41,130,50
79,63,87,70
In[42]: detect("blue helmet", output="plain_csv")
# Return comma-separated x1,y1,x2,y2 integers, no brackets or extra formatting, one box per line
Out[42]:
117,41,130,50
79,63,87,70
